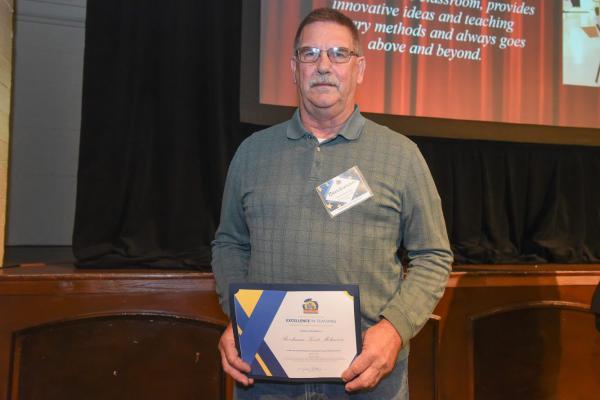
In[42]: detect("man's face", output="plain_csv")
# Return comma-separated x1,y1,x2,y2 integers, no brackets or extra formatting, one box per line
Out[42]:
291,21,365,119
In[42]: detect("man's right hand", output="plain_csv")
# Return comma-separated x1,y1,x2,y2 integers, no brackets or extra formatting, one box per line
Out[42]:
218,322,254,386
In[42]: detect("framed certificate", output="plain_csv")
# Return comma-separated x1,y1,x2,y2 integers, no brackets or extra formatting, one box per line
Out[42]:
229,283,362,382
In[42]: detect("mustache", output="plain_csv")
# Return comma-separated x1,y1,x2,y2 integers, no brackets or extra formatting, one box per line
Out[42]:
309,75,339,88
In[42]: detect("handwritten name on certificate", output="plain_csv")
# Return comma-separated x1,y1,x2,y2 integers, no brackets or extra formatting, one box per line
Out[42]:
229,284,362,381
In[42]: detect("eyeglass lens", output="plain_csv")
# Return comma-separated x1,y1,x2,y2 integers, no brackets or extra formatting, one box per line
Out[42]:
297,47,354,63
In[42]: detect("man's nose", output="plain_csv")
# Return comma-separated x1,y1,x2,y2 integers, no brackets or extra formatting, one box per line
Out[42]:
316,51,333,73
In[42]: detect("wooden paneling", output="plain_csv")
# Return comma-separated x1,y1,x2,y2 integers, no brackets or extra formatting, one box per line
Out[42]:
0,0,13,266
12,315,224,400
472,304,600,400
436,266,600,400
1,264,599,400
407,316,440,400
0,1,13,63
0,266,229,400
0,55,11,89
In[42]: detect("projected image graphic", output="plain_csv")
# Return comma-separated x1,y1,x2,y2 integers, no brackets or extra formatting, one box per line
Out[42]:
563,0,600,87
260,0,600,129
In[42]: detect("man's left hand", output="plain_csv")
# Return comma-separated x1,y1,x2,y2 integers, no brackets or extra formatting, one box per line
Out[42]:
341,318,402,392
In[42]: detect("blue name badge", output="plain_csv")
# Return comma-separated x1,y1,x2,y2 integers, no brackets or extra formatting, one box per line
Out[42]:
229,283,362,382
316,166,373,217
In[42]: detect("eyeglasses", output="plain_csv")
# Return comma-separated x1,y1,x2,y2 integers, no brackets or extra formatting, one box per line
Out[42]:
295,47,359,64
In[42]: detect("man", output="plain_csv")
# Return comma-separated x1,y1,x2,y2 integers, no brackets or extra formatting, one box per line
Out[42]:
212,8,453,399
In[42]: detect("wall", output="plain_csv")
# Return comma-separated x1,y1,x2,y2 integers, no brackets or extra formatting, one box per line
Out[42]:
0,0,15,264
7,0,85,245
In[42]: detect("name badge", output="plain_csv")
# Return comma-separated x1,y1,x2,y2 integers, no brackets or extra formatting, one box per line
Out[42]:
316,166,373,217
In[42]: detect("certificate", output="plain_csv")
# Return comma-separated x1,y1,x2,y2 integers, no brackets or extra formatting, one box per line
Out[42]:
229,283,362,382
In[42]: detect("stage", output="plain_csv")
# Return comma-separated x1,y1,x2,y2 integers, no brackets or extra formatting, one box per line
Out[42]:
1,249,599,400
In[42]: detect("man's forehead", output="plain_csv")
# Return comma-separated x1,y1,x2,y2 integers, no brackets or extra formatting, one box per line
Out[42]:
298,21,354,46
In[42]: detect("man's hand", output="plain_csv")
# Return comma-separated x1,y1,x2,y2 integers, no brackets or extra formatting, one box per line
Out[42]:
341,318,402,392
218,322,254,386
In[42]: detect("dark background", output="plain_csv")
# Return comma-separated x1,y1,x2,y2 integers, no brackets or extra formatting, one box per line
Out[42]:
73,0,600,268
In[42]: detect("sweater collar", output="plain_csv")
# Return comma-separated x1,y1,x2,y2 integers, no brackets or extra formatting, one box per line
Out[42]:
286,106,365,141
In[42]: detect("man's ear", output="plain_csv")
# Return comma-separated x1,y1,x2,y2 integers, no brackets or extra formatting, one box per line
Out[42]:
356,56,366,84
290,57,297,84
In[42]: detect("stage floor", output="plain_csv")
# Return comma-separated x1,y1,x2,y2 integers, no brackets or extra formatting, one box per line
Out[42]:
4,246,75,267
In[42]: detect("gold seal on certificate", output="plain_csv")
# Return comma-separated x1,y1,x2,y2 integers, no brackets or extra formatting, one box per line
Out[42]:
229,283,362,382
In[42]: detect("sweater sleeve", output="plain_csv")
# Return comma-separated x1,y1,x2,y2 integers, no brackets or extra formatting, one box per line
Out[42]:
211,145,251,316
380,145,453,345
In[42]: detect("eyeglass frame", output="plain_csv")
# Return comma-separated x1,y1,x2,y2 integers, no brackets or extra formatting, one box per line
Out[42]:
294,46,361,64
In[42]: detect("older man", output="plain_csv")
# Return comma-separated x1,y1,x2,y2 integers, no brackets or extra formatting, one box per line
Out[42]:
212,7,453,399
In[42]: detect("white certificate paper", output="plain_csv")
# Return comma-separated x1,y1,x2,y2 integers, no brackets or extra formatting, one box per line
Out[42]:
229,284,362,382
